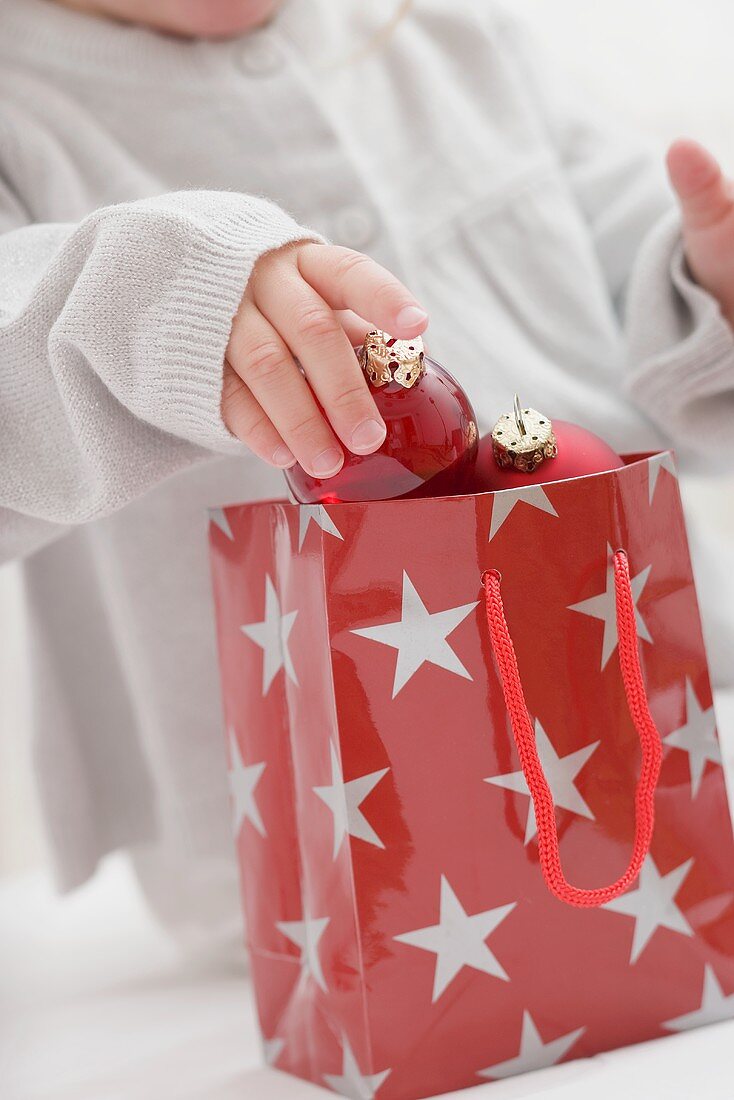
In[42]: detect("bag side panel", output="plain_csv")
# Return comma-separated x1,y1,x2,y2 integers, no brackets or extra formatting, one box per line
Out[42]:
274,503,373,1089
209,503,306,1069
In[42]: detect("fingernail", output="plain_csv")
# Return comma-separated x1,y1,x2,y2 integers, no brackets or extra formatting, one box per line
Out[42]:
395,305,429,331
350,418,387,454
311,447,343,478
273,445,296,468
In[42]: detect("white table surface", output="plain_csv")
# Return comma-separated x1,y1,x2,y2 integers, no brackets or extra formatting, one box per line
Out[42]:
2,838,734,1100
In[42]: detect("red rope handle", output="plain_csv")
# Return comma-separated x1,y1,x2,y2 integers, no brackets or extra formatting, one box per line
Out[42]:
482,549,663,908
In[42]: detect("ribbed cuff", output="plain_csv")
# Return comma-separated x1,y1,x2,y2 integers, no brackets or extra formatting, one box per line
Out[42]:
625,209,734,451
142,191,325,455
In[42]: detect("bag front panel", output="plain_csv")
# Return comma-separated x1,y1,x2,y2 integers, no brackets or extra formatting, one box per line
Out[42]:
321,455,734,1098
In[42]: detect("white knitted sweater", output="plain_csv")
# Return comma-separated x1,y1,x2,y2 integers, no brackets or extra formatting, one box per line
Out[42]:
1,0,733,938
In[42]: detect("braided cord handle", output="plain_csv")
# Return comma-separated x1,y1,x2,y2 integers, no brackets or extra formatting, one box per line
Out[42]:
482,549,663,908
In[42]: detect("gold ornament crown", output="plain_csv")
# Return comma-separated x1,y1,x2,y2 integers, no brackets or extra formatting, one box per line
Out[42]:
359,330,425,390
491,395,557,473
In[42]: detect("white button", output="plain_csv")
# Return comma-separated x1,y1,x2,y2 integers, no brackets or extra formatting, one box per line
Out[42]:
334,205,378,249
237,32,282,76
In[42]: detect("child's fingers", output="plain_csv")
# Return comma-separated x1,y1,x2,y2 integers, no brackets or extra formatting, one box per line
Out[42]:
220,361,295,468
337,309,431,355
228,300,344,479
667,139,733,231
254,273,387,457
296,244,429,340
335,309,373,348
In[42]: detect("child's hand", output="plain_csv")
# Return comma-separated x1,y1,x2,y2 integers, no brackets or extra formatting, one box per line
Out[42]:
222,242,428,478
667,140,734,330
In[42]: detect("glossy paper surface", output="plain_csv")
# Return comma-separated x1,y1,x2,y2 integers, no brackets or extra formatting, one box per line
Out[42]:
209,453,734,1100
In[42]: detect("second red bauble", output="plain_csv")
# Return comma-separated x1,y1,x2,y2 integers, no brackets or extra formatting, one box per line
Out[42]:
473,414,624,491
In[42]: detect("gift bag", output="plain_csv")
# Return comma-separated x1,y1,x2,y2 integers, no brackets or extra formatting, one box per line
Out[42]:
209,452,734,1100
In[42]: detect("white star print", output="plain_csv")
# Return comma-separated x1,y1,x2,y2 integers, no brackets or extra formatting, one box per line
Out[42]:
276,914,331,993
298,504,343,551
664,679,721,798
227,728,266,839
568,544,653,670
323,1035,391,1099
313,743,389,859
241,574,298,695
648,451,678,504
488,485,558,541
393,876,516,1002
351,572,478,697
602,855,694,964
663,965,734,1032
478,1011,585,1080
262,1036,285,1066
209,507,234,540
485,721,599,844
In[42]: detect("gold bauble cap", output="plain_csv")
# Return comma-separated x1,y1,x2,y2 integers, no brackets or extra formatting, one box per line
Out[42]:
358,330,425,390
491,395,557,473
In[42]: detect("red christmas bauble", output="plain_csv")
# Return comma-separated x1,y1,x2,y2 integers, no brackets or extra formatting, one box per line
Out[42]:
472,400,623,491
285,332,479,504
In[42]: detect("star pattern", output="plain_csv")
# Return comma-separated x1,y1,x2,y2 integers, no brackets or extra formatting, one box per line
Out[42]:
602,855,694,964
648,451,677,504
323,1035,391,1099
210,449,734,1096
298,504,344,551
485,721,599,844
394,876,515,1002
227,727,266,839
276,914,331,993
478,1011,585,1080
351,571,478,697
664,679,720,797
568,544,653,669
663,965,734,1032
209,507,234,540
313,743,389,858
488,485,558,541
241,574,298,695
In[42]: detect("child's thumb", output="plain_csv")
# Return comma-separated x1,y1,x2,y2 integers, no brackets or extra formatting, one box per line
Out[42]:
667,138,733,231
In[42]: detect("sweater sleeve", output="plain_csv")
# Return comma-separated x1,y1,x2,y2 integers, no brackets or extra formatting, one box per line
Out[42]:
0,189,323,563
489,6,734,463
624,211,734,457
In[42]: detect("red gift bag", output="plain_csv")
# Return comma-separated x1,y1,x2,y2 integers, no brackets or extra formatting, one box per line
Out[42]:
209,452,734,1099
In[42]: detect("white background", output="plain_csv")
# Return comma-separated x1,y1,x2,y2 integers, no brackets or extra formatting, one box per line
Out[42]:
1,1,734,871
